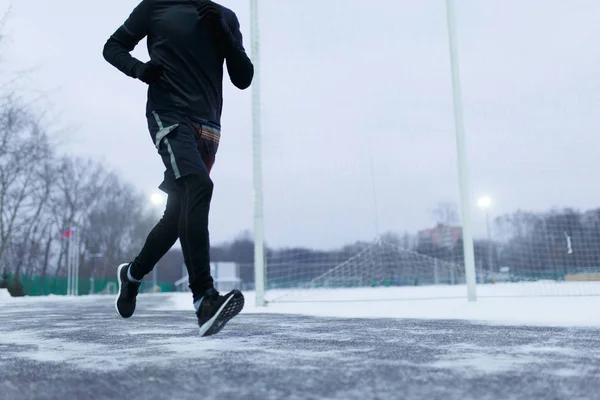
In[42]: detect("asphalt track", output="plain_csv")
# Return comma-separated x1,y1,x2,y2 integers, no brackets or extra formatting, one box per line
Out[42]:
0,295,599,400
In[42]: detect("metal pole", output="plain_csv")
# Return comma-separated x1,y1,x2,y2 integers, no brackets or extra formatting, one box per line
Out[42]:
446,0,477,301
66,236,69,296
215,262,220,292
251,0,266,307
67,232,72,296
182,262,186,292
486,211,493,275
75,232,79,296
90,256,95,295
153,266,157,293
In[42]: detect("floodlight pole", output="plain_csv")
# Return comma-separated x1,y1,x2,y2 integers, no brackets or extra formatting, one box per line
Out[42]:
446,0,477,301
251,0,266,307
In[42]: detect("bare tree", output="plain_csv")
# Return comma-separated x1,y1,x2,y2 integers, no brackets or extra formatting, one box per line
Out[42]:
0,10,155,290
80,171,157,279
47,156,111,276
431,202,459,226
0,95,51,272
380,231,402,246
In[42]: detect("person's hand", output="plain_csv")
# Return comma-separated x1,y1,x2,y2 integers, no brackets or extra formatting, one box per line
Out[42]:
136,61,164,84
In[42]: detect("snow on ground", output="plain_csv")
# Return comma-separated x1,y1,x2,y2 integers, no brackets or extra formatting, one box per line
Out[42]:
2,287,600,399
2,295,599,400
3,282,600,328
156,282,600,328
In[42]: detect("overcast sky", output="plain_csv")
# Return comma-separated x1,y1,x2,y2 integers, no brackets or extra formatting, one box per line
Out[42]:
1,0,599,249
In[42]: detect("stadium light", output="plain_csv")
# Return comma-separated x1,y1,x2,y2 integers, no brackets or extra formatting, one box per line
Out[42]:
150,192,166,207
477,196,492,210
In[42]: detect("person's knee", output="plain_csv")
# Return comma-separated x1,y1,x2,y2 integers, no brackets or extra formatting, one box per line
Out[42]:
160,192,181,222
182,173,214,198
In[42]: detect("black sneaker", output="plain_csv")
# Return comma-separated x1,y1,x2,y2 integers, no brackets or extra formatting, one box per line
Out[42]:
197,288,244,337
115,263,141,318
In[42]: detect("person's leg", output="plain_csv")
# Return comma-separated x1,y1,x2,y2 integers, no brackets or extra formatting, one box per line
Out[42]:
147,113,217,301
183,120,243,337
149,112,243,335
179,120,221,302
179,173,214,302
180,171,244,336
129,192,181,281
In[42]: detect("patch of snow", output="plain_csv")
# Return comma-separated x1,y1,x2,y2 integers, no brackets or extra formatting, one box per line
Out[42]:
428,353,540,374
156,284,600,328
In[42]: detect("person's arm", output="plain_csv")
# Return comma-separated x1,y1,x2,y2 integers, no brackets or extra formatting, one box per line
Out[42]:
221,12,254,90
103,0,162,83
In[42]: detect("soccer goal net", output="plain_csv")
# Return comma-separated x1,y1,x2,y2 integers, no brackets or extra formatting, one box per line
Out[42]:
232,0,600,304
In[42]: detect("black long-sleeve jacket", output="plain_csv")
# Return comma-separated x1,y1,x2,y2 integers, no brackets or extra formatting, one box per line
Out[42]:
103,0,254,125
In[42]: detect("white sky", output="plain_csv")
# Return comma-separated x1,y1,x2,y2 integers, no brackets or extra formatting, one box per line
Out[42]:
2,0,599,249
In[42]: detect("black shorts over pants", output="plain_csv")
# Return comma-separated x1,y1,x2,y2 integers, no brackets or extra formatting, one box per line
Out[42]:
148,111,220,194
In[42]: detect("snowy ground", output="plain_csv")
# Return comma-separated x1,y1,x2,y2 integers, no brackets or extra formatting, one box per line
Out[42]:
1,288,600,399
161,283,600,328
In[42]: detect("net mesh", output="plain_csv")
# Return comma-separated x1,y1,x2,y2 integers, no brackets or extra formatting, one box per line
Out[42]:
242,0,600,302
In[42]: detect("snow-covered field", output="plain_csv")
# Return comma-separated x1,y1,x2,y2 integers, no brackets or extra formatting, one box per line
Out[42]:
155,282,600,328
3,282,600,328
2,284,600,399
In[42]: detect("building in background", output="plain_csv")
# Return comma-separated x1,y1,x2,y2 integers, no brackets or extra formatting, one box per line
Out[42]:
583,210,600,226
418,224,463,249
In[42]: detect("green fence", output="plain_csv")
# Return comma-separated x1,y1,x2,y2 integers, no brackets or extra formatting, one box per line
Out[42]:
511,267,600,282
3,274,174,296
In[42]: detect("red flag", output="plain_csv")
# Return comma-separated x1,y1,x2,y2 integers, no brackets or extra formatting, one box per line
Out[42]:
61,228,75,238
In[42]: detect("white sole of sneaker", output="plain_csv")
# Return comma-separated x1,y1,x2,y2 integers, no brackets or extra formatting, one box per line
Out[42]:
114,263,129,318
198,293,236,337
204,294,245,337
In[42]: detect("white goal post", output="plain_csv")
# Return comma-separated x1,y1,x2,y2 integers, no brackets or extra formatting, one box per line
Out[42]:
249,0,478,306
250,0,266,307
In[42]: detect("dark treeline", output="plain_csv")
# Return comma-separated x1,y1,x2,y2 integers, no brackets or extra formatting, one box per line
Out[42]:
494,209,600,277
